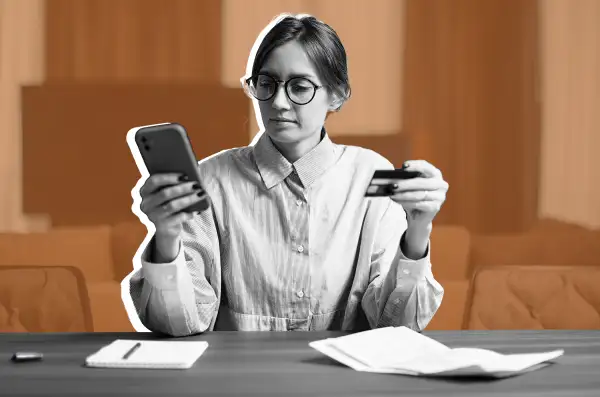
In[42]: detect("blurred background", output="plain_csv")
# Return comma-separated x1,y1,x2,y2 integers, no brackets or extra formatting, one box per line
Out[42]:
0,0,598,333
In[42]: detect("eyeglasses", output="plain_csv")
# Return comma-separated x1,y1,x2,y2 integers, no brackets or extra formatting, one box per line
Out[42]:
243,73,323,105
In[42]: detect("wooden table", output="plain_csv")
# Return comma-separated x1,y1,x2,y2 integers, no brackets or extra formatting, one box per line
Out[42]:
1,330,599,396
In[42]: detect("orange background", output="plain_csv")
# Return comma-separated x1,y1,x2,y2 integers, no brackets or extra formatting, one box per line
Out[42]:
0,0,599,332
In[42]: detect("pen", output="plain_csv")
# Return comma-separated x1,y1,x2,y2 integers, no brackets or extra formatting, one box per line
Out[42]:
122,342,141,360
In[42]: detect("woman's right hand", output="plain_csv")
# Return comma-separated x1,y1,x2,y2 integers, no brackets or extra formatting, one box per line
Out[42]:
138,173,206,240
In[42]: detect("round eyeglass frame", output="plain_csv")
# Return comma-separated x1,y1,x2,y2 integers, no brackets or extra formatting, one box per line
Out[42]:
243,73,323,105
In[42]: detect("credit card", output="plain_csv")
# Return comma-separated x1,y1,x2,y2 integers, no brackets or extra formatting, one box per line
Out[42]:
365,168,422,197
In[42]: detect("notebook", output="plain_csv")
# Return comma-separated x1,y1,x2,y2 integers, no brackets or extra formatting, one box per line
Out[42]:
309,326,564,378
85,339,209,369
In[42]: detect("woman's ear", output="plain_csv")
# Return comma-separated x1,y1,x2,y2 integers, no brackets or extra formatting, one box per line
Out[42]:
328,95,344,112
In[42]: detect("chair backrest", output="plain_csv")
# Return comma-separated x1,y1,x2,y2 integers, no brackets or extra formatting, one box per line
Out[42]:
470,231,600,269
0,266,94,332
0,225,114,282
463,265,600,330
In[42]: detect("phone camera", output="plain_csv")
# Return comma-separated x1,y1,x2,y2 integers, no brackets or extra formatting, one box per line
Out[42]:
144,145,151,151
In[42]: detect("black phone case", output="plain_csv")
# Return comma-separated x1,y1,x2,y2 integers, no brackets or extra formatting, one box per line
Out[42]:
365,168,422,197
134,123,210,213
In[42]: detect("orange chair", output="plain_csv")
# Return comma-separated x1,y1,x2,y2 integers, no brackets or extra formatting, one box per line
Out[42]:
0,265,94,332
464,265,600,330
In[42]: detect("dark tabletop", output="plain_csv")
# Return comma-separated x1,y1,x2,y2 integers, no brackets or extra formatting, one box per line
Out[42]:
1,330,599,396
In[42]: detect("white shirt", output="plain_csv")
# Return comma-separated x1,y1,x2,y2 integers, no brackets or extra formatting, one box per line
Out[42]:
127,130,444,336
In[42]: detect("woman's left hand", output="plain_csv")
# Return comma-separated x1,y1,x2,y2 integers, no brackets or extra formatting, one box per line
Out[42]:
389,160,449,230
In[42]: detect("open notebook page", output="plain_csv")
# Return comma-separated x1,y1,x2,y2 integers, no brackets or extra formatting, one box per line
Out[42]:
85,339,209,369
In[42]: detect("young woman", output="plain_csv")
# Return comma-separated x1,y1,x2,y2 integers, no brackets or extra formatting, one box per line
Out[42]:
125,13,448,336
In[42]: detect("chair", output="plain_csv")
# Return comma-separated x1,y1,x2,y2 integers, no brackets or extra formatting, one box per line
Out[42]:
463,265,600,330
0,265,94,332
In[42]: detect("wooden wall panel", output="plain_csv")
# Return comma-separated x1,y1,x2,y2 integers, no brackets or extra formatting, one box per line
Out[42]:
539,0,600,229
21,84,249,226
403,0,541,234
0,0,48,232
45,0,221,82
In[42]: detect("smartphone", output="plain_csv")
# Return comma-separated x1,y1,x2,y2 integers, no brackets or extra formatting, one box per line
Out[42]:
132,122,210,213
365,168,422,197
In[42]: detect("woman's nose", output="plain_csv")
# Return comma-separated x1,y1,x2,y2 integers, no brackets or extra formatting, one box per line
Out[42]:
272,85,291,109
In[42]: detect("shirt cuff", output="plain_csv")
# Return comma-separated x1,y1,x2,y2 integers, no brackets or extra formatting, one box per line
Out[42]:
140,238,187,290
395,235,432,282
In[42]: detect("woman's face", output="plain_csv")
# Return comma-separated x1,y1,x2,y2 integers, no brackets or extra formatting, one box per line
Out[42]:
256,40,336,147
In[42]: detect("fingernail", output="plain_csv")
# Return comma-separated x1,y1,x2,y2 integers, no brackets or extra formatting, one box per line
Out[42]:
197,192,204,197
402,162,410,169
192,183,200,190
179,175,188,182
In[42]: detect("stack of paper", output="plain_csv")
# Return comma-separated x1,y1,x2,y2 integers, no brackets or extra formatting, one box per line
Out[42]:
309,327,564,378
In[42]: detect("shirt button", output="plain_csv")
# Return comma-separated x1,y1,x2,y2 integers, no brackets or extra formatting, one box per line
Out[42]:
296,199,302,206
297,245,304,253
297,290,304,298
166,274,174,281
402,269,410,275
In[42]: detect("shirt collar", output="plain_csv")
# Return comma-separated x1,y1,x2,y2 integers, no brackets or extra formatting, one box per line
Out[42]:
253,127,338,189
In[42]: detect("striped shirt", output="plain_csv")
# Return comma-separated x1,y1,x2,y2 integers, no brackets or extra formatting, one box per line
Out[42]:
127,129,444,336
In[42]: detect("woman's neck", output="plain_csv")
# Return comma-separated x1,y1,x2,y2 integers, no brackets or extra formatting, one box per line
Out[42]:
271,129,323,163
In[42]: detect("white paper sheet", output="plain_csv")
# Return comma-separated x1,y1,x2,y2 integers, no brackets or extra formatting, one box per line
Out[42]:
309,326,564,378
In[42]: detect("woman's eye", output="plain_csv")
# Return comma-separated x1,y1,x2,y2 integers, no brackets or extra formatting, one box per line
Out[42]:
291,85,310,92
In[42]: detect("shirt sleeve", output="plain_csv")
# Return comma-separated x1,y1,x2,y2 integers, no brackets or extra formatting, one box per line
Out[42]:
361,199,445,331
128,207,221,337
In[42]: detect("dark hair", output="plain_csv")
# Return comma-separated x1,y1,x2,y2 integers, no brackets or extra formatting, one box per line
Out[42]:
251,14,351,111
